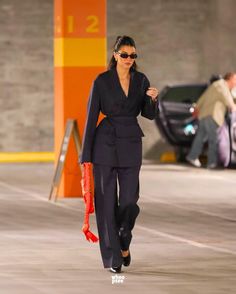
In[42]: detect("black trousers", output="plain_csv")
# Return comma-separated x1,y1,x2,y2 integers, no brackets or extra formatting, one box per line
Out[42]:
93,164,140,268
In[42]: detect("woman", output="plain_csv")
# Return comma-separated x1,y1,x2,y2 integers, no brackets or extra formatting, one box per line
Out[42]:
80,35,159,273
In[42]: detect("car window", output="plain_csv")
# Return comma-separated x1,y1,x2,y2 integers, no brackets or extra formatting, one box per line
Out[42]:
162,85,207,103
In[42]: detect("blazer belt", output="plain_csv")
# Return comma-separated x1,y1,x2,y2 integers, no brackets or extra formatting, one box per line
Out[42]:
105,116,138,126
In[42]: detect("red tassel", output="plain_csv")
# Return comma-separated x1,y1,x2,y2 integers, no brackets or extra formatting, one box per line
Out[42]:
82,225,99,243
81,162,99,243
81,203,99,242
83,192,94,214
81,162,94,213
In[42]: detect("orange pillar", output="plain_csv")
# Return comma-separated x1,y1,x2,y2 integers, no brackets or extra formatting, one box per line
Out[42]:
54,0,107,197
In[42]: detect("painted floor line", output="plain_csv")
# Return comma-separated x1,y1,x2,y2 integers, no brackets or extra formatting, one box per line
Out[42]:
137,225,236,256
142,193,236,222
1,180,236,256
0,180,84,213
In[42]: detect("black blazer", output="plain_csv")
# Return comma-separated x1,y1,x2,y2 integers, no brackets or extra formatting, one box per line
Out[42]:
80,67,158,167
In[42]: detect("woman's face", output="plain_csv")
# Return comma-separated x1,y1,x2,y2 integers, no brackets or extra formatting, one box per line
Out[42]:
114,45,136,70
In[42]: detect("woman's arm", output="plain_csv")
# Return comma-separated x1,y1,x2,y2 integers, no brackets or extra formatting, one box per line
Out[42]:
80,80,100,163
141,75,159,120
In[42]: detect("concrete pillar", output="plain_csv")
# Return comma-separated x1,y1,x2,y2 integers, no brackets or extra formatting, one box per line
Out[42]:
54,0,106,197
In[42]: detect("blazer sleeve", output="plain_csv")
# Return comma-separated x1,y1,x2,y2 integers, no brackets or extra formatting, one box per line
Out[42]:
80,80,100,163
140,74,158,120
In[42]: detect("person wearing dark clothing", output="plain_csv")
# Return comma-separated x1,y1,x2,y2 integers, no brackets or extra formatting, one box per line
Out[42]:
80,36,159,273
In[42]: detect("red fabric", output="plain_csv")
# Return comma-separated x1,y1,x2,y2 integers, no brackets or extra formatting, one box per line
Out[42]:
81,162,99,243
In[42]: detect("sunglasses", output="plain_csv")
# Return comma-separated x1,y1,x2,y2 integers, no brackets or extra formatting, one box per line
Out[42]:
116,51,138,59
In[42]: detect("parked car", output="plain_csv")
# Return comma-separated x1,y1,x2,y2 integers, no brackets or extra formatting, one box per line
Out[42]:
155,80,236,167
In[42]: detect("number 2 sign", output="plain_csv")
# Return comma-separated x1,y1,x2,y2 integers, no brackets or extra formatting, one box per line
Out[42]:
55,15,101,35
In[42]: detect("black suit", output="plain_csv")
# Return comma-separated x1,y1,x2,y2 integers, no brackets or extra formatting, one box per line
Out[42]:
80,67,158,268
80,67,158,166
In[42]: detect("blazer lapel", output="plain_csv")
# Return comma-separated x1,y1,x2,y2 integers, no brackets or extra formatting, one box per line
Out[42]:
109,67,135,99
128,70,135,99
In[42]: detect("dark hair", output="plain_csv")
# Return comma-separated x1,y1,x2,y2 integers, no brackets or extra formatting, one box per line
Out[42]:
224,72,236,81
108,35,137,70
209,74,222,84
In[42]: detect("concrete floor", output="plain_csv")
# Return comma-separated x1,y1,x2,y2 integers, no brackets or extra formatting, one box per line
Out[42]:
0,163,236,294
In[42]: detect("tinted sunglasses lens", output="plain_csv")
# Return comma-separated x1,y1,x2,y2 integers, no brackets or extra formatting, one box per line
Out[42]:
120,53,129,58
119,53,137,59
130,53,137,59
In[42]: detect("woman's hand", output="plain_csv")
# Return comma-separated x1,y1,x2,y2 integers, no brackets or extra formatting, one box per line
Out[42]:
146,87,159,101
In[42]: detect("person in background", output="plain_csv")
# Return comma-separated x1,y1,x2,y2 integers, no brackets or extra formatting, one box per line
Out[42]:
80,36,159,273
186,72,236,169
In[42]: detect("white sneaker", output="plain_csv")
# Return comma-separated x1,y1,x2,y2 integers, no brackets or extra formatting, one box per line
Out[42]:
186,157,201,168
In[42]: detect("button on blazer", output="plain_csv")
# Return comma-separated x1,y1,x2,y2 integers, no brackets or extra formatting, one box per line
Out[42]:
80,67,158,167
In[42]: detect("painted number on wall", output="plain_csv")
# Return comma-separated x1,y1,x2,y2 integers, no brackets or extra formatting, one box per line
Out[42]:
54,15,100,34
86,15,99,33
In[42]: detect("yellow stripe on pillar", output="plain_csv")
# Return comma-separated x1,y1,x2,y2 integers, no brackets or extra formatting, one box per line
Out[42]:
0,152,55,163
54,38,107,67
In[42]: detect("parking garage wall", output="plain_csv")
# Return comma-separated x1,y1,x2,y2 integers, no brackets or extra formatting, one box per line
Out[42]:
1,0,236,159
